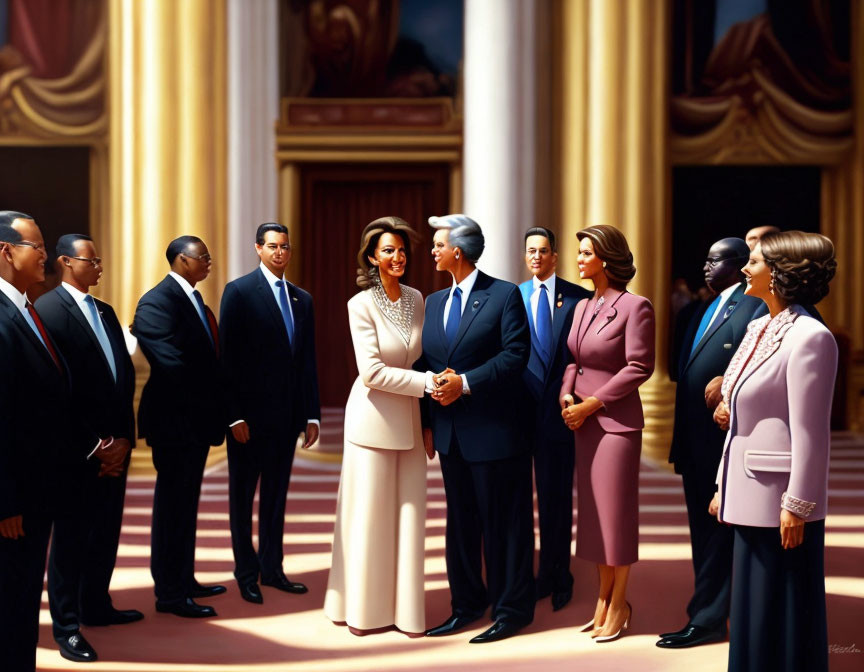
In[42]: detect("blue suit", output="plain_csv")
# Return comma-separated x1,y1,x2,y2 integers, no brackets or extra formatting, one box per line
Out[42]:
519,276,590,597
417,270,535,624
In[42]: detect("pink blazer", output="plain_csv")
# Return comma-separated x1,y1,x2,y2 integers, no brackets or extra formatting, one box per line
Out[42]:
716,309,837,527
560,289,655,433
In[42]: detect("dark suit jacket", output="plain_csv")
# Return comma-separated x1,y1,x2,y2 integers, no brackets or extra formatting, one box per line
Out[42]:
519,276,591,444
219,268,321,440
417,270,530,462
35,286,135,442
668,283,761,473
132,275,226,447
0,292,99,520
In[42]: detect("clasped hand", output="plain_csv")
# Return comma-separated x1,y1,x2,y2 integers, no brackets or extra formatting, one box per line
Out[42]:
97,437,129,478
430,368,461,406
713,400,730,431
560,394,601,430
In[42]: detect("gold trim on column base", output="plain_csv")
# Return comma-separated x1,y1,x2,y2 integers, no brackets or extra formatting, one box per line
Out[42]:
640,375,677,470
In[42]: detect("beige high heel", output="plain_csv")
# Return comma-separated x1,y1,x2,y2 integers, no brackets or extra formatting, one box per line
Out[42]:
594,602,631,643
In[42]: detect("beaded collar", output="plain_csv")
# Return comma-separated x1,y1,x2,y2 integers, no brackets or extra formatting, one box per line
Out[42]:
722,305,799,405
370,280,415,345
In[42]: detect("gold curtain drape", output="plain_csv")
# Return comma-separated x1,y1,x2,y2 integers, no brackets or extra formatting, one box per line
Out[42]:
555,0,674,459
107,0,227,326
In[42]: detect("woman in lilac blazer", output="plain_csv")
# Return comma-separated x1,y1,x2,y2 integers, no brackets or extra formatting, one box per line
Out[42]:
559,225,655,642
711,231,837,672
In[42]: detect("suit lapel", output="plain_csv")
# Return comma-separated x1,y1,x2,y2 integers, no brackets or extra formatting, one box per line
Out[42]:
432,291,448,358
254,269,291,349
286,281,303,354
0,295,61,373
687,285,745,366
164,276,212,345
57,287,115,378
594,289,624,335
448,274,490,355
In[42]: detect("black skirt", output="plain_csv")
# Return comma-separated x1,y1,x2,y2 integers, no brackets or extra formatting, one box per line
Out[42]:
728,519,827,672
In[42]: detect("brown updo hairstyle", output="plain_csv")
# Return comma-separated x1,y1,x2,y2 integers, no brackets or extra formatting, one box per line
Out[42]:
576,224,636,289
759,230,837,305
356,216,418,290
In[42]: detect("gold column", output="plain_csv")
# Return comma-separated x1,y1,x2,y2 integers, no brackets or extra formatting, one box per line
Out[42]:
556,0,674,461
108,0,227,325
820,0,864,430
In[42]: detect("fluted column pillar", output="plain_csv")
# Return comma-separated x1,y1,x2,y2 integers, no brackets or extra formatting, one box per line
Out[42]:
820,0,864,430
108,0,228,325
557,0,674,460
463,0,536,282
227,0,279,281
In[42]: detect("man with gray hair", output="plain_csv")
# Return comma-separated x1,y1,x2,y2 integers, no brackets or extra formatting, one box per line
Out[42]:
417,214,535,643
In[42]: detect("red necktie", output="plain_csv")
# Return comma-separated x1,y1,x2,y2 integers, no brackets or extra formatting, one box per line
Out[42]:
27,303,62,372
204,305,220,356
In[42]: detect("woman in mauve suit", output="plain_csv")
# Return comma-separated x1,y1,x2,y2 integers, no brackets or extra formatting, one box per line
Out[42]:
324,217,433,637
559,225,655,643
711,231,837,672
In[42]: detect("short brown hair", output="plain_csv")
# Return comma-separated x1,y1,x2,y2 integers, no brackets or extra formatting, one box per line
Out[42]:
356,216,418,289
760,231,836,305
576,225,636,289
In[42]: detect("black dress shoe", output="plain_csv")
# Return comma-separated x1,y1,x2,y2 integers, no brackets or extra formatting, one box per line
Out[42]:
56,632,98,662
425,614,482,637
81,608,144,626
189,581,227,598
155,598,217,618
239,582,263,604
261,575,308,594
656,624,725,648
658,622,692,639
551,589,573,612
469,620,525,643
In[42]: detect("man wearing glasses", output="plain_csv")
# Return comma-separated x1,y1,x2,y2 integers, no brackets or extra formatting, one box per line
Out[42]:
659,237,759,649
219,222,320,604
133,236,227,618
35,234,141,661
0,212,106,670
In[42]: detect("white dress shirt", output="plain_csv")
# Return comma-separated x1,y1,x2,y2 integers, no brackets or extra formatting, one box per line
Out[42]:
703,283,740,335
529,272,556,331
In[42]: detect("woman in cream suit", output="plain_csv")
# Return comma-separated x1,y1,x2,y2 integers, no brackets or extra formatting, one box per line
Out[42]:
324,217,433,637
712,231,837,672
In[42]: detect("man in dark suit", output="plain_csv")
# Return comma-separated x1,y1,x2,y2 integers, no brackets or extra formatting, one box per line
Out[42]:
418,215,534,644
133,236,227,618
657,237,760,649
219,223,320,604
518,227,590,612
36,234,142,661
0,212,109,669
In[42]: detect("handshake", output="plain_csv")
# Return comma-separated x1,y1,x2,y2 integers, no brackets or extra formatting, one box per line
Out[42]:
93,437,131,478
428,367,463,406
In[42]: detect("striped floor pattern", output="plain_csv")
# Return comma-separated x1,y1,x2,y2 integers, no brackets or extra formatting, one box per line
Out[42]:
35,418,864,672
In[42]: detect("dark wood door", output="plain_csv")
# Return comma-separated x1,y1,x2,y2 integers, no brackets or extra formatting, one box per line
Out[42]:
300,163,451,407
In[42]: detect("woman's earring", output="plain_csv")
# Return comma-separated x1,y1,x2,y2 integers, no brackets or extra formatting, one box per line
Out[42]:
455,252,460,260
602,261,607,268
769,270,775,295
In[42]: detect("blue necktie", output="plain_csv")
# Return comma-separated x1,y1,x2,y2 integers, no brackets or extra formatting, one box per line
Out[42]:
535,284,553,365
691,293,723,354
192,290,216,348
275,280,295,346
84,295,117,381
445,287,462,346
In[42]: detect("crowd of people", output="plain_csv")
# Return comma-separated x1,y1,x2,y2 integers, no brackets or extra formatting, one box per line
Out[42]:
0,210,837,672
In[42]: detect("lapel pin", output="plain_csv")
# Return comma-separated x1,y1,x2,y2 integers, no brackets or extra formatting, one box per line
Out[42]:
292,296,298,302
556,301,563,308
473,300,480,309
558,293,562,300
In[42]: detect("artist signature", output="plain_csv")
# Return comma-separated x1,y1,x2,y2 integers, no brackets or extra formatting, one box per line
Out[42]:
829,644,862,654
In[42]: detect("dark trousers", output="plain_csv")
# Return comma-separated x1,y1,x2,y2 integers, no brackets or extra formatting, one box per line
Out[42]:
48,455,130,636
150,443,209,604
0,510,52,672
227,434,297,585
681,464,733,629
533,435,575,596
729,520,827,672
439,437,535,625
